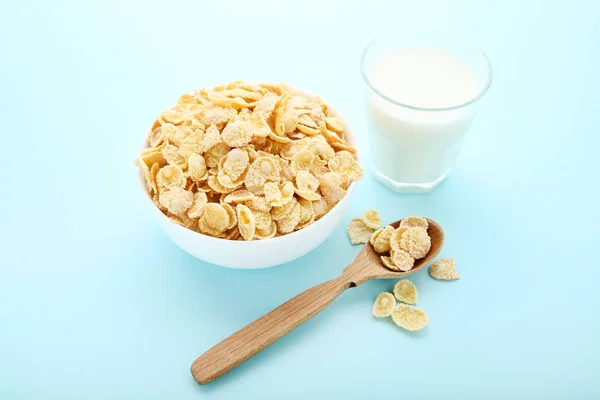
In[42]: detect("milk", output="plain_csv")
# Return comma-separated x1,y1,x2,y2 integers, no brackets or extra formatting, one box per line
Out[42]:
365,48,481,191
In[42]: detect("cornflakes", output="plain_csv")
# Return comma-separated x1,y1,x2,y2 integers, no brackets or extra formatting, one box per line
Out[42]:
428,258,460,280
362,209,381,230
372,292,396,318
391,304,428,331
187,191,208,218
347,218,373,245
399,227,431,259
400,216,429,230
370,225,394,254
391,250,415,272
158,187,193,216
236,204,256,240
137,81,363,240
393,280,417,304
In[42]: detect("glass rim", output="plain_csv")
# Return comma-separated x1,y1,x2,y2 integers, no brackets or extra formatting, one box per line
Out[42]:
360,28,494,112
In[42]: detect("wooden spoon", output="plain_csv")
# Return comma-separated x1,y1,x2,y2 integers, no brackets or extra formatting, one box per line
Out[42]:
191,218,444,384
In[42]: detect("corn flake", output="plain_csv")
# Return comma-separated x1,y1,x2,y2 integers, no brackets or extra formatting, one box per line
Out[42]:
236,204,256,241
187,191,208,219
158,187,193,216
370,225,394,254
362,209,381,230
399,227,431,259
391,250,415,272
347,218,373,245
372,292,396,318
428,258,460,280
400,216,429,230
393,280,418,304
391,304,428,331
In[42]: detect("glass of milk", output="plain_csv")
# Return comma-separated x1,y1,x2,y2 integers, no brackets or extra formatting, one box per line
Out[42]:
361,27,493,192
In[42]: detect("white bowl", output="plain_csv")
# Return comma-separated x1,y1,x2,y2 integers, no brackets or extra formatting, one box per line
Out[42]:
137,87,359,269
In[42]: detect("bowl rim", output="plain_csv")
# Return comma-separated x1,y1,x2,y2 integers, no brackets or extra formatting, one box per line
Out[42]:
137,83,360,245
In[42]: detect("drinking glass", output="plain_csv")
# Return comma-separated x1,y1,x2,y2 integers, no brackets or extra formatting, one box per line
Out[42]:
361,27,493,193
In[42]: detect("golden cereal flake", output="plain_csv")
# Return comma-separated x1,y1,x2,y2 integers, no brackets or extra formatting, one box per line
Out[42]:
203,107,230,127
253,209,273,231
297,198,315,226
221,203,238,230
429,258,460,280
290,149,314,173
200,124,223,153
370,225,394,254
179,128,204,158
319,172,348,206
255,221,277,240
276,201,302,234
220,148,250,180
148,126,164,147
380,256,396,270
278,158,295,182
161,109,185,125
158,187,193,216
391,304,428,331
156,165,186,189
312,198,329,220
221,120,253,147
253,93,280,117
138,162,154,195
265,181,295,207
245,157,280,194
389,227,409,253
204,142,232,169
271,197,297,221
328,153,363,182
207,175,235,194
236,204,256,241
372,292,396,318
325,117,344,134
362,209,382,230
280,138,311,160
393,280,418,304
245,195,272,212
187,191,208,219
347,218,373,245
223,190,255,203
399,227,431,259
199,203,230,233
400,216,429,230
391,250,415,272
309,136,335,161
139,148,167,168
187,153,207,181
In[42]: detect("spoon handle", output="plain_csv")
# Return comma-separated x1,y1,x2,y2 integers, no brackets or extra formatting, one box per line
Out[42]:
190,274,352,384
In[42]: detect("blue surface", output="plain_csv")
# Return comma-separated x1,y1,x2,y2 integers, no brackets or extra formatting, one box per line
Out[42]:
1,1,599,398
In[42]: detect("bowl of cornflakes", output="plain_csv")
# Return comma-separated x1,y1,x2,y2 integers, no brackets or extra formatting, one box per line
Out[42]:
136,81,363,268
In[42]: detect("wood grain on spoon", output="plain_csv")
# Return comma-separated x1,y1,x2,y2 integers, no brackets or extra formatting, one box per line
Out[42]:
191,218,444,384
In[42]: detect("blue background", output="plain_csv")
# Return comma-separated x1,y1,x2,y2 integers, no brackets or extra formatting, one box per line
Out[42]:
1,0,599,398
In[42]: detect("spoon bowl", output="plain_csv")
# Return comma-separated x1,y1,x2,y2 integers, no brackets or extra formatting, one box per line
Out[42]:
191,218,444,384
344,218,444,285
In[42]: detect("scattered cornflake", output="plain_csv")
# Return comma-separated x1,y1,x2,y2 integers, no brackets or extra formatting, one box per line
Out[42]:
391,304,428,331
372,292,396,318
393,280,418,304
347,218,373,245
362,209,382,230
428,258,460,280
